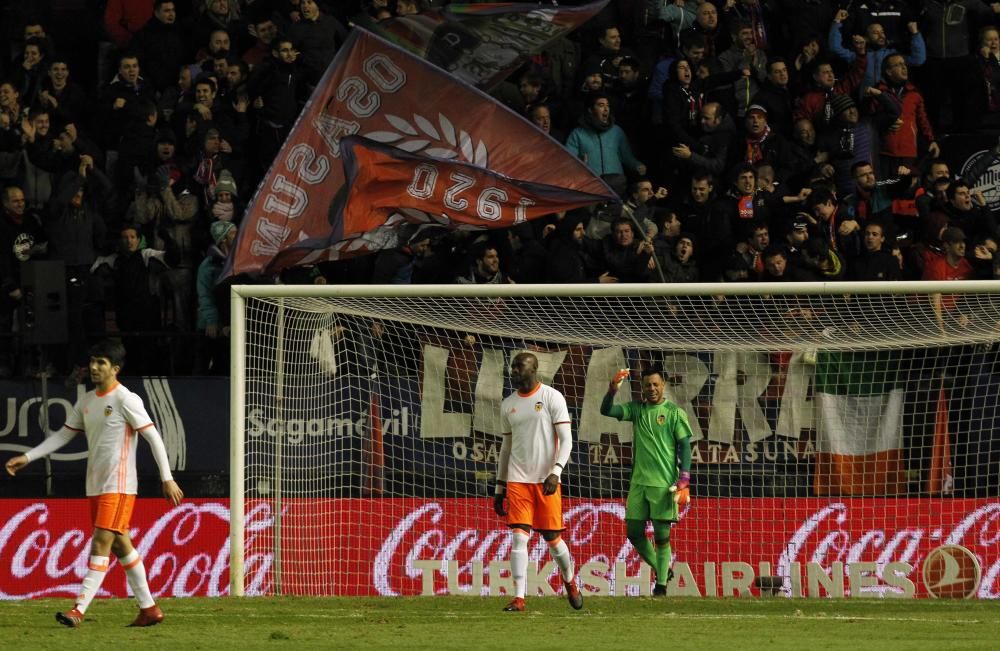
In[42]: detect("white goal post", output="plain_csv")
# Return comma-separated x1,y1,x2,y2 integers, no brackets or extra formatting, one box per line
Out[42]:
230,281,1000,599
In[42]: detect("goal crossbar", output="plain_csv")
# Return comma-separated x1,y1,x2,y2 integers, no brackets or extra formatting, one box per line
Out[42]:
232,280,1000,299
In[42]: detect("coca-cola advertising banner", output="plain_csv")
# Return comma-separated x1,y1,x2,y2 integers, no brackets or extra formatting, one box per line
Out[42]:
1,499,232,600
2,498,997,600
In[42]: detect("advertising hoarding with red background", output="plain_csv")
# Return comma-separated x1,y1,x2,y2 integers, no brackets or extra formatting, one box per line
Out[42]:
1,498,996,600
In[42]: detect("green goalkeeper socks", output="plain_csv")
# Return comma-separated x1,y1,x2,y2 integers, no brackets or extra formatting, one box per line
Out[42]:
626,519,656,568
653,521,672,587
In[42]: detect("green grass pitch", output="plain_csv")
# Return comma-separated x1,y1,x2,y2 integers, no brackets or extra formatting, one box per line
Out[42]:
2,596,998,650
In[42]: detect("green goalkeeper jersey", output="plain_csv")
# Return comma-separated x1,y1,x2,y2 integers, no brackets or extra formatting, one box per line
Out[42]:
609,400,692,487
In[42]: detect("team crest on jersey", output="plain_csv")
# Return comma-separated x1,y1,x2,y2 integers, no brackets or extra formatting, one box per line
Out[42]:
657,414,666,425
104,406,113,416
534,402,543,411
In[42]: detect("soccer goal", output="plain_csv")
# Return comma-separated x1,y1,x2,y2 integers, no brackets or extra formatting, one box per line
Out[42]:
229,281,1000,599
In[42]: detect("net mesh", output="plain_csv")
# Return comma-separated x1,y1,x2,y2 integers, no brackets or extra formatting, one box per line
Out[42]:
237,285,1000,598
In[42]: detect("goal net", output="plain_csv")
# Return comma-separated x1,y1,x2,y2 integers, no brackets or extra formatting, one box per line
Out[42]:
230,282,1000,599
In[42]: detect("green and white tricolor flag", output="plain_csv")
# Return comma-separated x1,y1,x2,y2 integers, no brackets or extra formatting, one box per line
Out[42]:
813,350,907,495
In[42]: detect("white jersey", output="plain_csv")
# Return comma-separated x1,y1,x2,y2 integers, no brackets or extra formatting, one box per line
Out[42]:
500,383,571,483
63,382,162,496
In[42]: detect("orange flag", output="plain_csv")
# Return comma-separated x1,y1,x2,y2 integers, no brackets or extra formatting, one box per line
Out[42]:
926,378,954,495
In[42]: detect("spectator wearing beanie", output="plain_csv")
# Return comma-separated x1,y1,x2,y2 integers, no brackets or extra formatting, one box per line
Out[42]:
196,219,236,373
210,169,240,224
567,58,605,127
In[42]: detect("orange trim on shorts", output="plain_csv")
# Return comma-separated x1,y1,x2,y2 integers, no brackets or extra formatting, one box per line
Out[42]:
89,493,136,534
505,482,564,531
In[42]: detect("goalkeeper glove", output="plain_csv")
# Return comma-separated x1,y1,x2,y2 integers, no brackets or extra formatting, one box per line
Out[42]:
669,471,691,506
609,369,630,393
493,484,507,517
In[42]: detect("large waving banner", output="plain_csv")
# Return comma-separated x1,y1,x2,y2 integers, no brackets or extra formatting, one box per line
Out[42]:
224,29,613,278
330,135,614,241
367,1,610,90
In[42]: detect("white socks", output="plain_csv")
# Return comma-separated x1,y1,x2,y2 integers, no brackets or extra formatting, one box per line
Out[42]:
547,536,575,582
118,549,155,608
510,530,529,599
76,555,109,613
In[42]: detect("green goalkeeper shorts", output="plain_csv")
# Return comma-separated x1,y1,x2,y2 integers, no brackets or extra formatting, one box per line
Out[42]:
625,484,678,522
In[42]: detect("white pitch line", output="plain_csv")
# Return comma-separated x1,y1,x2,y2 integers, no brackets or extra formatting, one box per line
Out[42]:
172,611,986,625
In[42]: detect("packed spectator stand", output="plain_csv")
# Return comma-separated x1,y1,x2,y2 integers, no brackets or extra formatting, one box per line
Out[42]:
1,0,999,380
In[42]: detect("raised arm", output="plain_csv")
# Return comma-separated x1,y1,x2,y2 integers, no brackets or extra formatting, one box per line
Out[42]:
905,24,926,66
601,369,630,419
827,16,856,62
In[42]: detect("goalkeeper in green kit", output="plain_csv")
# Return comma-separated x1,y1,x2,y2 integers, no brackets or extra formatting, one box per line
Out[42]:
601,367,693,596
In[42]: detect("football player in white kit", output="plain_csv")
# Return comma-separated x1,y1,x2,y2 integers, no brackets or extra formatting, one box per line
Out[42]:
6,340,183,628
494,351,582,612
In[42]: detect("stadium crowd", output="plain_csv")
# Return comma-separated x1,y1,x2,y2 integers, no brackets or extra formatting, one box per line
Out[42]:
1,0,1000,380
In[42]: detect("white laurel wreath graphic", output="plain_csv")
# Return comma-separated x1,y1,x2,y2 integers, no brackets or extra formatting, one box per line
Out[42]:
364,112,489,168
